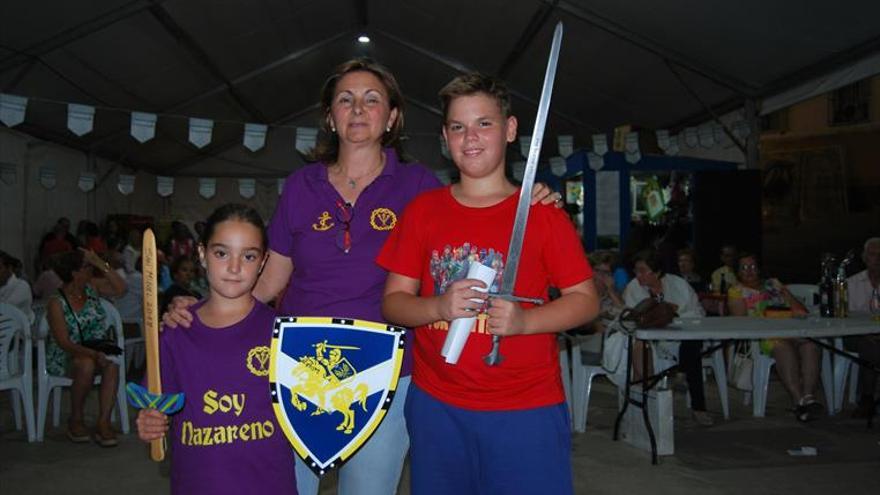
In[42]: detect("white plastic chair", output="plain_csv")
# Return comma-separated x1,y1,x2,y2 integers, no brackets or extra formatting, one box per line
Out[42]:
570,332,608,432
36,298,130,441
653,341,730,420
0,303,36,442
750,340,835,417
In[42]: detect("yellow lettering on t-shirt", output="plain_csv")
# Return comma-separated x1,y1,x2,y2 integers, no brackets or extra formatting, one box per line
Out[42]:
179,419,277,447
203,390,219,415
202,390,246,416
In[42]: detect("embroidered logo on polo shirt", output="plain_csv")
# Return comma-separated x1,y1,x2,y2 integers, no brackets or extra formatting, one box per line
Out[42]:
312,211,334,231
369,208,397,231
246,346,271,377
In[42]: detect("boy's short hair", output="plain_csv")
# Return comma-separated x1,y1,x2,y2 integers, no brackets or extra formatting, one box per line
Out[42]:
439,72,512,120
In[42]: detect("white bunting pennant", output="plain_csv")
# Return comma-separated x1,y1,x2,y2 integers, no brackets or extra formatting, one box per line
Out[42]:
665,135,680,156
278,178,285,196
39,166,56,190
0,163,16,185
295,127,318,155
130,112,157,143
698,125,714,148
198,178,216,199
656,130,670,150
118,174,135,195
512,161,526,182
77,171,96,192
592,133,608,156
157,176,174,197
625,150,642,164
0,94,27,127
243,123,267,152
625,132,639,154
684,127,698,147
439,136,450,159
519,136,531,158
67,104,95,136
550,156,567,177
587,151,604,171
238,178,256,199
557,135,573,158
189,118,214,148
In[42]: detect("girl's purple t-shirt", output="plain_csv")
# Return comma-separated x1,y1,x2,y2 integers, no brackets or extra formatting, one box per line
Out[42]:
267,148,441,375
160,301,296,495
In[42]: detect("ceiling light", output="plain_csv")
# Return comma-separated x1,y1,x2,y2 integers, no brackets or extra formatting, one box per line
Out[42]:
357,35,371,44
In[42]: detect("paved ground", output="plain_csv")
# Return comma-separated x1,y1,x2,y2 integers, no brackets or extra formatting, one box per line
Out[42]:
2,372,877,494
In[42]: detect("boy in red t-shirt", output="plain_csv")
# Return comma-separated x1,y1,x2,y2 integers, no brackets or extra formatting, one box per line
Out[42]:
377,73,598,495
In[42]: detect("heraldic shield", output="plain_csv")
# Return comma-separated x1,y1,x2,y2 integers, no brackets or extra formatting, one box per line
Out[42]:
270,316,405,476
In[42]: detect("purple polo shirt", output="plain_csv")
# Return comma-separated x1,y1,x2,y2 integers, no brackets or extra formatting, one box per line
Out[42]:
268,148,441,376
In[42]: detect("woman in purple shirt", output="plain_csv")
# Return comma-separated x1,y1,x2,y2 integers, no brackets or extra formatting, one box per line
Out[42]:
167,58,560,495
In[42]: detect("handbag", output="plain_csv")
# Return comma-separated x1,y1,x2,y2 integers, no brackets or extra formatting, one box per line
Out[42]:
57,289,123,356
620,297,678,329
728,341,753,391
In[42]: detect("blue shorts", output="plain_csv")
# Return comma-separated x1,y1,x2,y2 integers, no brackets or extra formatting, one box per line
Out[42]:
405,384,573,495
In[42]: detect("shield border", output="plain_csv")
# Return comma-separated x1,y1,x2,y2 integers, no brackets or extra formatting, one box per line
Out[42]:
269,316,405,476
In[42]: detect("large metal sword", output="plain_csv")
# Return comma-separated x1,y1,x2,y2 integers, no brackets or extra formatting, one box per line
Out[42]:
484,22,564,366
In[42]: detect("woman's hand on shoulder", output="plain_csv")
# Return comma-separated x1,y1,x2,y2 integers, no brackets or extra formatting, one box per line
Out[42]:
530,182,564,208
136,408,169,442
161,296,199,329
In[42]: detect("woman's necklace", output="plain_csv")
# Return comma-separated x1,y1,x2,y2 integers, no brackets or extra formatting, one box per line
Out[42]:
339,155,385,189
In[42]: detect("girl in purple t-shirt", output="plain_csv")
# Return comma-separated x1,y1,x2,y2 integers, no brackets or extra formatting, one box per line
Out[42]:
136,204,297,495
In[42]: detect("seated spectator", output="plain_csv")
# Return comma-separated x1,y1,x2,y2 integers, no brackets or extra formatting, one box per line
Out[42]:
676,248,706,293
0,250,34,323
589,251,625,332
846,237,880,417
45,249,126,445
710,244,738,294
166,221,196,262
38,217,79,269
726,253,819,421
122,229,142,275
160,257,201,312
83,221,107,254
623,250,713,426
111,254,143,324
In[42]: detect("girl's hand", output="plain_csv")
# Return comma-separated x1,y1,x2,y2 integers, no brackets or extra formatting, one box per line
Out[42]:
136,408,169,442
530,182,564,208
486,297,527,336
162,296,199,329
436,279,488,321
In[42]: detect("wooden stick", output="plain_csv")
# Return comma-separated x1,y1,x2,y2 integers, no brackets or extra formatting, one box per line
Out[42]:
142,229,165,462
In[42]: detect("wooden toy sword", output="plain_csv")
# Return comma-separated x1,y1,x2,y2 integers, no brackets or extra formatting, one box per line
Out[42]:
142,228,165,461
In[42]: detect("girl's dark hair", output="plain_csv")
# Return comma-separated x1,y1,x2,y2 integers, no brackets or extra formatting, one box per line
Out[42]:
308,58,408,164
201,204,267,250
51,250,85,283
633,249,664,276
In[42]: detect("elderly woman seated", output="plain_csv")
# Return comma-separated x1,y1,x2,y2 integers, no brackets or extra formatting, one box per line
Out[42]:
726,253,818,421
45,249,126,446
623,250,714,426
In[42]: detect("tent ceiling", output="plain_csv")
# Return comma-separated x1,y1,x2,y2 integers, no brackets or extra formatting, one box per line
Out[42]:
1,0,879,177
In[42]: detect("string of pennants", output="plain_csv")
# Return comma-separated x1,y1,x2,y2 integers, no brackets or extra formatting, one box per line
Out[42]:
1,92,751,192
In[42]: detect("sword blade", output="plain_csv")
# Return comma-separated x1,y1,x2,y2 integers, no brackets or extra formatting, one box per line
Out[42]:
142,228,165,462
499,22,563,296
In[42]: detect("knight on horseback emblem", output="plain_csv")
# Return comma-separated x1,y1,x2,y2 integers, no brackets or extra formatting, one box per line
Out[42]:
270,317,405,476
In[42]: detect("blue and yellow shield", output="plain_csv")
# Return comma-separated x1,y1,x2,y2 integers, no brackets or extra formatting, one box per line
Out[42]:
269,316,405,476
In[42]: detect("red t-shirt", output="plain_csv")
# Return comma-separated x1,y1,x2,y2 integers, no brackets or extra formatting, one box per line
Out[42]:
377,186,592,411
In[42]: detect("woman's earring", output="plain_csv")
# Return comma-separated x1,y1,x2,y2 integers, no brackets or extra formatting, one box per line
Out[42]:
385,125,391,133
